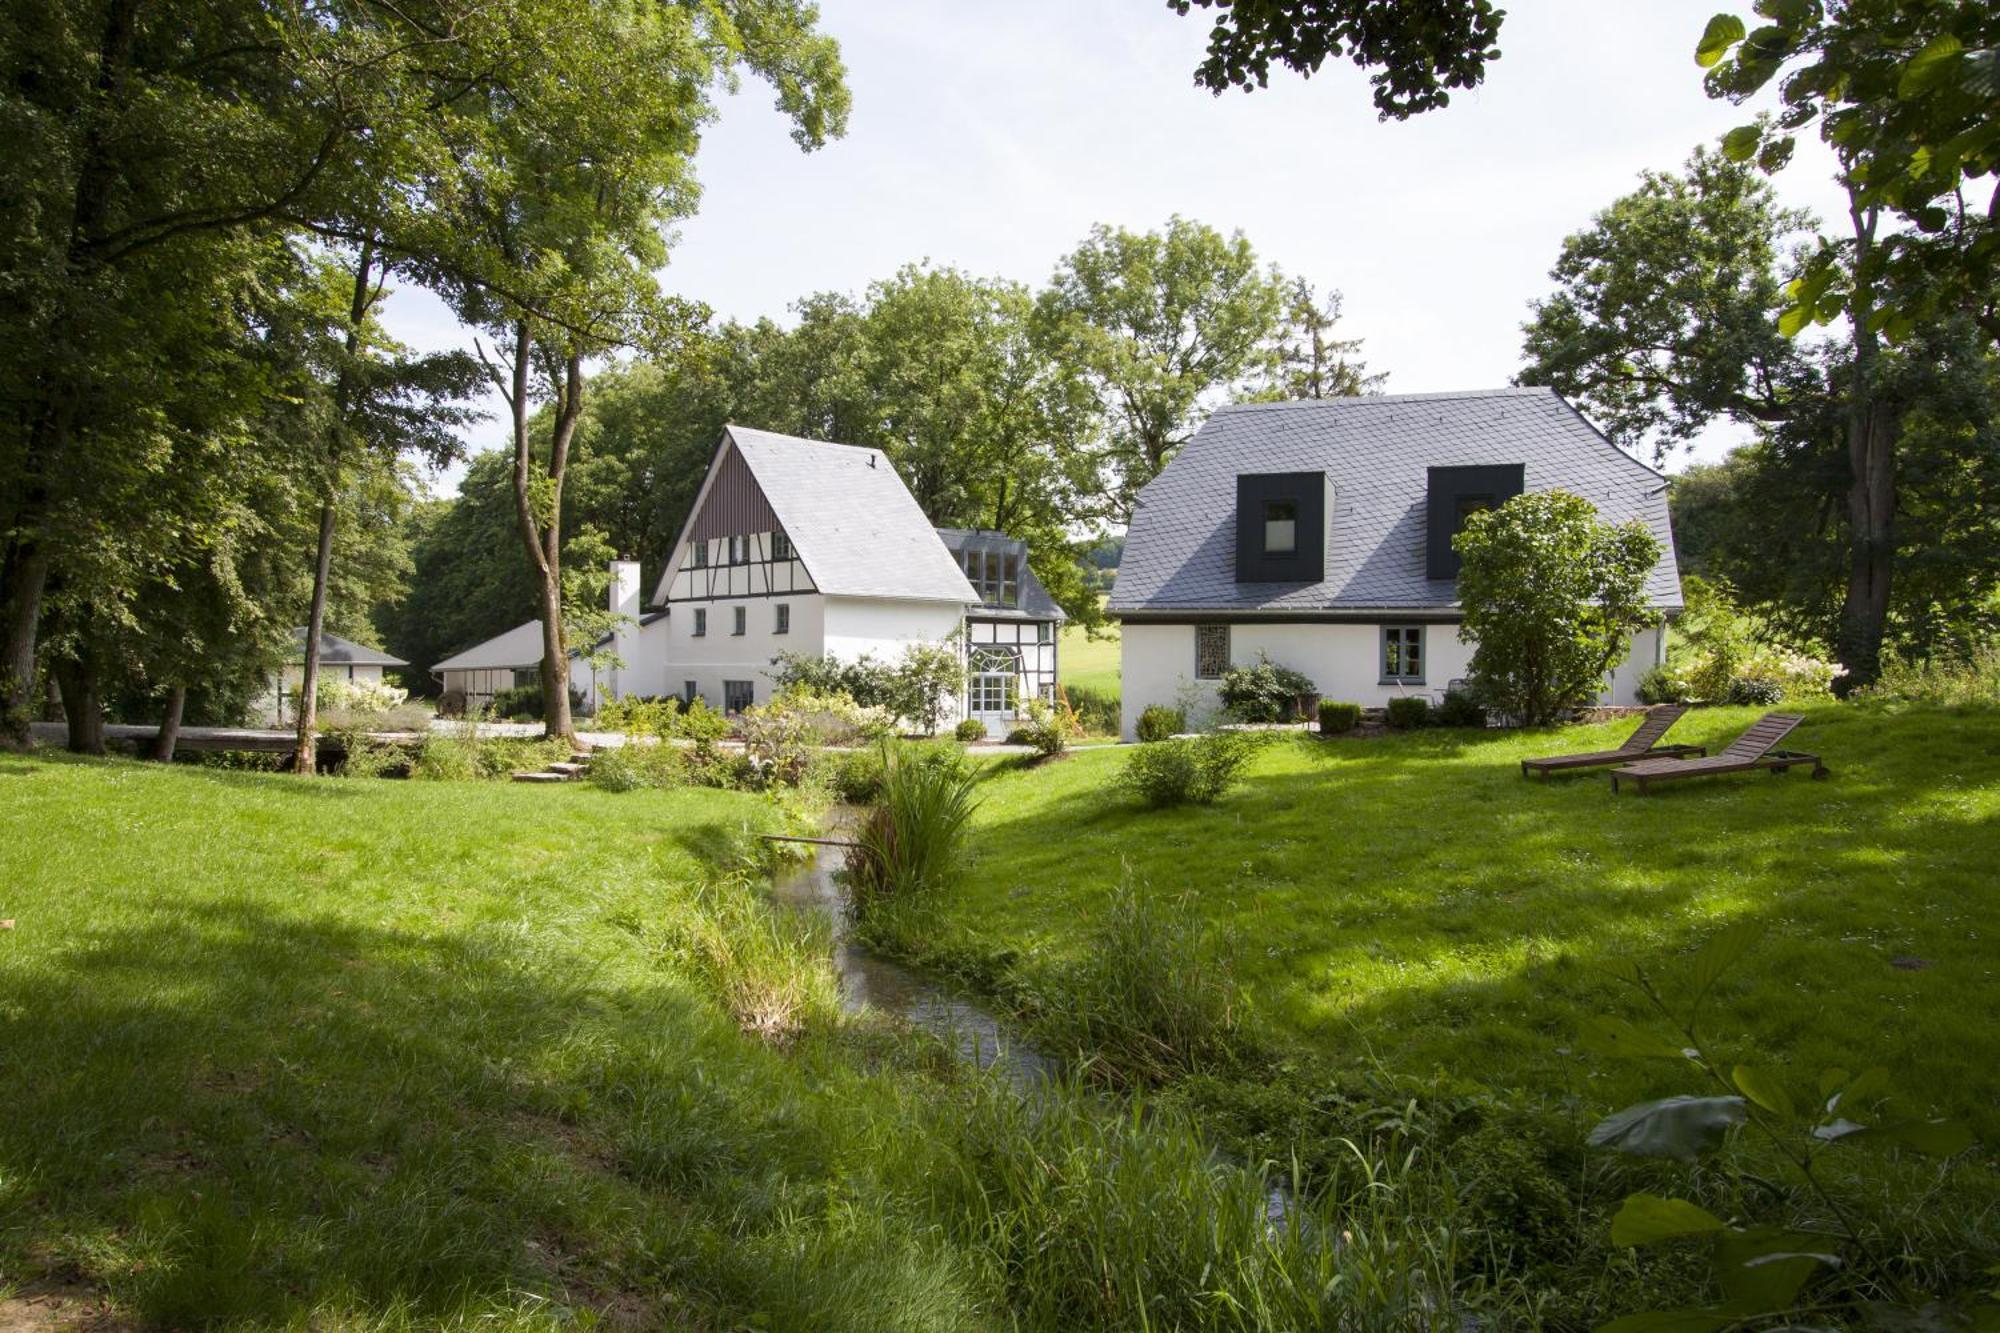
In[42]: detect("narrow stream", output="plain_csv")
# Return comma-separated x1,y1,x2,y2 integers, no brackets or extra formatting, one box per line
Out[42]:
768,821,1293,1226
768,835,1056,1088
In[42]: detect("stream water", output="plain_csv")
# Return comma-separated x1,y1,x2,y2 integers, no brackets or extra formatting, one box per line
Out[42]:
767,838,1055,1088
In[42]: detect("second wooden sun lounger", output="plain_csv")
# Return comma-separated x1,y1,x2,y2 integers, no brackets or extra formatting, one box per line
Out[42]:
1519,704,1703,778
1609,712,1828,795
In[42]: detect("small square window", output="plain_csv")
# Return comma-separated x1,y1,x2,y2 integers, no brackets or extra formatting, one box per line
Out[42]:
774,603,790,634
724,679,754,714
1382,625,1425,684
692,608,707,637
731,606,746,636
1263,501,1297,556
771,531,792,561
1195,624,1230,680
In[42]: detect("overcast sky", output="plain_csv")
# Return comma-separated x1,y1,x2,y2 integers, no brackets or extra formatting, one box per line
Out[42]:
382,0,1853,492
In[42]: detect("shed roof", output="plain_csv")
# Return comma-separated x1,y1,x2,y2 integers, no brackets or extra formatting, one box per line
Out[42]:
291,627,407,667
651,426,978,606
1109,388,1682,616
429,612,666,674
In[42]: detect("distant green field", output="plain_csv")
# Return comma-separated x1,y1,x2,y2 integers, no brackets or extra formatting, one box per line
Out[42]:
1059,617,1120,698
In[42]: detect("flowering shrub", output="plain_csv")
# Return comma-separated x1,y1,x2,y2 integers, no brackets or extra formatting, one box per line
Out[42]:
1017,696,1077,758
1728,644,1840,701
301,676,409,715
765,686,897,746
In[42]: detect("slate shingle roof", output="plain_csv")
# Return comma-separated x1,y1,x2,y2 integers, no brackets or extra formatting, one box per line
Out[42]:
290,627,407,667
1109,388,1683,615
652,426,978,606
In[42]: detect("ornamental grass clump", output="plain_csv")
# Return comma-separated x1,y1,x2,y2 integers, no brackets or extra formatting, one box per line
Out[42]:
847,742,980,911
1030,876,1239,1086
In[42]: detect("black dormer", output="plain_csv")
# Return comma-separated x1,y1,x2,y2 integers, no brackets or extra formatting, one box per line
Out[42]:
1235,472,1328,583
1426,464,1524,579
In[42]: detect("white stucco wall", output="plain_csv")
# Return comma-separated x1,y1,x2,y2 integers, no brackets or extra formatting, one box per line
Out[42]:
655,592,828,710
824,596,969,725
1118,619,1665,739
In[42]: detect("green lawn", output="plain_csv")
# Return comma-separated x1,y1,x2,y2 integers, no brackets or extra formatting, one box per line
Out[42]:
0,755,1460,1330
1059,619,1120,697
941,704,2000,1139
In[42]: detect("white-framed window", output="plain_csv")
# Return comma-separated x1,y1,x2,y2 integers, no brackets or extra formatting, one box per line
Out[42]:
1264,500,1297,555
771,530,792,561
688,540,708,569
1382,625,1425,684
692,608,707,637
1194,624,1230,680
731,605,746,636
774,603,790,634
1036,620,1052,644
729,535,749,565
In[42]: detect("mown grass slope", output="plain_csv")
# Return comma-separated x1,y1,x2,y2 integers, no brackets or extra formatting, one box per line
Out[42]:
947,703,2000,1141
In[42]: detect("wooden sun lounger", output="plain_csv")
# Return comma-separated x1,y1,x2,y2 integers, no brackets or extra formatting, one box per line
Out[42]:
1609,712,1827,795
1519,704,1704,778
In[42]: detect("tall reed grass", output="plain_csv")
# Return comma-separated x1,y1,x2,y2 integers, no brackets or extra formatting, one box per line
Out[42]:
847,742,980,911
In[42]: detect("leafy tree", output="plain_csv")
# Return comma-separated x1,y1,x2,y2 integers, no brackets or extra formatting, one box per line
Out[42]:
0,0,553,746
1520,147,1815,456
418,0,847,744
1037,217,1287,520
1694,2,2000,342
1246,277,1386,401
1168,0,1507,117
1454,491,1663,726
886,640,967,738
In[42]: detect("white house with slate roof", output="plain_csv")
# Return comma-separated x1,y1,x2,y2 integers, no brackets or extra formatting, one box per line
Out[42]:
1110,388,1683,740
423,426,1066,730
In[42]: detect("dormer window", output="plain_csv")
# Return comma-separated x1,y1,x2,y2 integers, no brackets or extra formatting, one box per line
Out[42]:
1235,472,1328,583
1426,465,1524,579
964,548,1019,606
1263,501,1297,556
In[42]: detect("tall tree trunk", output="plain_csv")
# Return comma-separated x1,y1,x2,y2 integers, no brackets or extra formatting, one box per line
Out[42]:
293,240,377,773
151,685,185,762
293,500,337,771
0,539,52,748
1834,206,1899,693
0,1,141,748
501,323,583,746
53,653,105,756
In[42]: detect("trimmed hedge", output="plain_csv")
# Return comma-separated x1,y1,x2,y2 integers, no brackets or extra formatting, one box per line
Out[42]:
1386,696,1431,729
1317,700,1361,734
1136,705,1185,743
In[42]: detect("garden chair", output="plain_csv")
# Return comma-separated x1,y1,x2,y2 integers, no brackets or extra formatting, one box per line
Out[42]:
1518,704,1702,778
1609,712,1827,795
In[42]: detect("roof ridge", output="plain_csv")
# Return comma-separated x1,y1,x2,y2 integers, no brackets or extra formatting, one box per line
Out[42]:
1212,387,1556,414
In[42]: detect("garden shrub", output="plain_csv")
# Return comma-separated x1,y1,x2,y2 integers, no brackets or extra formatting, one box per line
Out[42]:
1016,696,1075,758
738,704,816,788
1860,645,2000,707
588,743,685,792
331,729,403,779
1434,688,1487,728
1136,704,1185,742
1317,700,1361,734
596,695,683,738
1386,696,1430,729
953,717,987,742
296,675,409,717
1117,732,1257,808
1217,655,1316,723
676,697,732,745
772,642,966,734
1723,675,1784,706
1062,683,1120,735
1637,665,1690,705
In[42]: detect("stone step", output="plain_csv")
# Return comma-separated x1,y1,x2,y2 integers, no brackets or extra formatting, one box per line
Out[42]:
568,753,593,765
546,761,588,776
511,770,571,783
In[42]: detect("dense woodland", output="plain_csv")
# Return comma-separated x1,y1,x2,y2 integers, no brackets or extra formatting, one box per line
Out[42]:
4,0,1998,746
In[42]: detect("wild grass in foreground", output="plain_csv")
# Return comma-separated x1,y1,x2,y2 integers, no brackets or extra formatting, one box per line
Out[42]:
0,754,1515,1329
